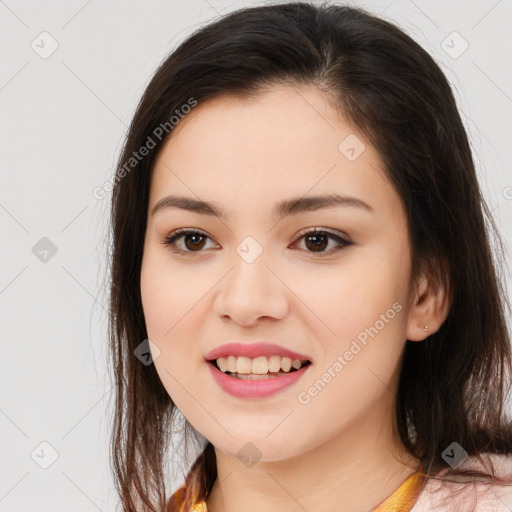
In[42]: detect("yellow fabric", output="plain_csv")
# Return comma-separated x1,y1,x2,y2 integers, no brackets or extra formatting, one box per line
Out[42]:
371,467,426,511
189,503,207,512
170,463,425,512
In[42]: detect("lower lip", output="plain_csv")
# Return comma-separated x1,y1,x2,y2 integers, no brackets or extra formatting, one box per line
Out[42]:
207,361,311,399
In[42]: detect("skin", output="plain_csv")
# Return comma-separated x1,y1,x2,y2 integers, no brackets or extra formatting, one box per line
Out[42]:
140,85,451,512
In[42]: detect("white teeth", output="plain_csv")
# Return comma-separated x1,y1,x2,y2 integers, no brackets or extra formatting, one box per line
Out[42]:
217,357,229,372
236,356,252,374
215,355,307,374
268,355,281,373
250,356,268,374
227,355,237,373
281,357,292,372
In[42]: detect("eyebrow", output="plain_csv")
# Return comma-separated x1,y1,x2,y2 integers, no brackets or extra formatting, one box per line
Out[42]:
151,193,373,219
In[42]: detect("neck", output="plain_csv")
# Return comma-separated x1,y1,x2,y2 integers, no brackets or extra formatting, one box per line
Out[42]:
205,407,420,512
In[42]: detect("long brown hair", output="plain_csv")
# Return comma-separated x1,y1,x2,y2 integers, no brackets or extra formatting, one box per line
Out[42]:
106,2,512,511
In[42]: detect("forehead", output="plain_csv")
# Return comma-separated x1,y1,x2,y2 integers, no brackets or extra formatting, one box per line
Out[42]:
148,85,399,221
158,85,353,166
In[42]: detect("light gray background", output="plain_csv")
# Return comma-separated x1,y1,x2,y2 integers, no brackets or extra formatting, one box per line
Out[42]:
1,1,511,510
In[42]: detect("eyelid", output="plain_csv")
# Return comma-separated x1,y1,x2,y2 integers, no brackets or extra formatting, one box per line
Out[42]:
294,226,349,240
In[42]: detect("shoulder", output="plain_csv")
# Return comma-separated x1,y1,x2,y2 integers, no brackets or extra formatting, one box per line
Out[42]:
411,453,512,512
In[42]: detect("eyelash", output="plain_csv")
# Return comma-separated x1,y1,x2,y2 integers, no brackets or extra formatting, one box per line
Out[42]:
160,227,352,257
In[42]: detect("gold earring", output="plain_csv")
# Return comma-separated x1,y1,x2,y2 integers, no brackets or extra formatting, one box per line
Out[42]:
424,325,429,333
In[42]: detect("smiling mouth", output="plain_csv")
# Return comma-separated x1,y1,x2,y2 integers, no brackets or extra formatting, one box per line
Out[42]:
208,359,312,380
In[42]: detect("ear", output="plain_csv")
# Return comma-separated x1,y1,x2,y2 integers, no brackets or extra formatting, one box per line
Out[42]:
406,258,453,342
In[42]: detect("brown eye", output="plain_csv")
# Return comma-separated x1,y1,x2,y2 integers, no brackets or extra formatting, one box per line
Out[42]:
182,232,207,251
304,232,329,252
294,228,352,256
161,228,216,255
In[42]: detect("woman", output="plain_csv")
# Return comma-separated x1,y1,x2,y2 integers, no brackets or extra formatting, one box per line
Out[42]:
107,2,512,511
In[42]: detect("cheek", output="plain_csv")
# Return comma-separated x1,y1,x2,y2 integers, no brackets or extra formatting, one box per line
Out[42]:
140,262,172,339
295,248,410,378
293,251,407,330
140,248,205,338
294,262,408,433
140,248,212,403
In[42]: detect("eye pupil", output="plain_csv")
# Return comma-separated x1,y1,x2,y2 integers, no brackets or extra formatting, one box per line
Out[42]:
305,233,328,252
184,233,206,251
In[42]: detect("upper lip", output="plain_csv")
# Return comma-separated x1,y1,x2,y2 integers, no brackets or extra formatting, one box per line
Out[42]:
204,342,312,362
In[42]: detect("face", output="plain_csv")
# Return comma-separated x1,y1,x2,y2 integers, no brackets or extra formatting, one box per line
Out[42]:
140,85,416,462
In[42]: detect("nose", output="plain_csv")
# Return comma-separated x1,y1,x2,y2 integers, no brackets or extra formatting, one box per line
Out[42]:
213,248,288,327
